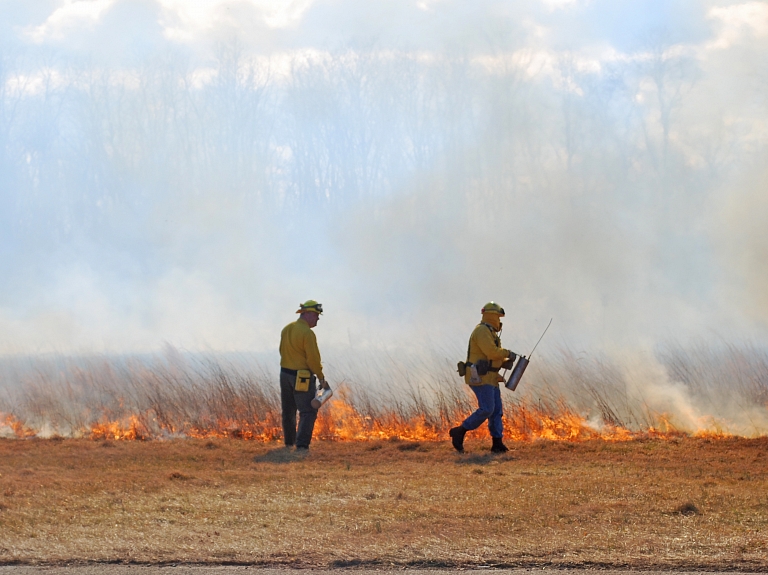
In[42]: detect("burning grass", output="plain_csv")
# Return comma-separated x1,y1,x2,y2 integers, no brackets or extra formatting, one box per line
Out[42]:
0,391,701,444
0,436,766,568
2,344,767,441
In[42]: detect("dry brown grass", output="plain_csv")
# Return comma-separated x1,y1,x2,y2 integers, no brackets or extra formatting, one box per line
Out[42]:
4,345,768,441
0,436,766,569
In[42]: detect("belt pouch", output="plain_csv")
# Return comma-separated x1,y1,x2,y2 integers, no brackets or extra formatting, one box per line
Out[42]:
295,369,312,392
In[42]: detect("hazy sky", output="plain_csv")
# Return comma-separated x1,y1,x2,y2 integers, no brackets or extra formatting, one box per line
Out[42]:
1,0,767,356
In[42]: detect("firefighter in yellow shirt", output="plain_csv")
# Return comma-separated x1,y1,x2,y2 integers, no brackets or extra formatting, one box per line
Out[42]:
279,300,330,450
449,302,517,453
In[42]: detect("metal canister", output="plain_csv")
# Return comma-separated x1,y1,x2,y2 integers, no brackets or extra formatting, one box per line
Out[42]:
311,387,333,409
505,355,529,391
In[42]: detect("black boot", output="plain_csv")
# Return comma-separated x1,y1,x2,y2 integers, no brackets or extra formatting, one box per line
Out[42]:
449,426,467,453
491,436,509,453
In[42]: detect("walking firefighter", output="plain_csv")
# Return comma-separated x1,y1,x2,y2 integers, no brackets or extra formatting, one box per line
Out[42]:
279,300,331,450
450,301,518,453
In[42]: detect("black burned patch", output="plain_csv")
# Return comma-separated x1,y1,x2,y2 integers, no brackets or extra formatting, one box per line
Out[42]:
673,501,701,516
168,471,192,481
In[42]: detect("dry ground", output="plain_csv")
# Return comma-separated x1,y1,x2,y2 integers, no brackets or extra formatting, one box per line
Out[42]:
0,436,766,569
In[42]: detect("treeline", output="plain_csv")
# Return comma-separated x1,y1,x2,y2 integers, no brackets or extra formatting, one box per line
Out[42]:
1,42,733,227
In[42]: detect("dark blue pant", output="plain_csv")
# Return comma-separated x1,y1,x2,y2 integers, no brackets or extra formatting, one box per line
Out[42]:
462,384,503,438
280,371,318,448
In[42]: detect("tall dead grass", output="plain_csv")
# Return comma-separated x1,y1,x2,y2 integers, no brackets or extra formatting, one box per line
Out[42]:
0,343,767,440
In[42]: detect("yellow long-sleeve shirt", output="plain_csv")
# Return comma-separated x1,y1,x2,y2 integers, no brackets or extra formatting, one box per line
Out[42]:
464,322,512,387
280,318,325,380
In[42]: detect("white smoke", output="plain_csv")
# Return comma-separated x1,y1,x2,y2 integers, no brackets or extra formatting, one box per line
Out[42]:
0,0,766,414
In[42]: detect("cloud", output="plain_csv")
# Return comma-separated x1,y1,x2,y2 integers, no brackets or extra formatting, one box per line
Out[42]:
156,0,310,50
16,0,167,64
538,0,586,11
708,2,768,49
23,0,117,44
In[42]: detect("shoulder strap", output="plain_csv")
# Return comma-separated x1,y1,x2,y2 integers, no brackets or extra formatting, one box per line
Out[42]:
480,322,501,347
480,322,495,334
467,323,497,362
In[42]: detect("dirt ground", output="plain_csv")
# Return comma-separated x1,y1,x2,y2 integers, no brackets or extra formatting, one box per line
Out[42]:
0,436,766,569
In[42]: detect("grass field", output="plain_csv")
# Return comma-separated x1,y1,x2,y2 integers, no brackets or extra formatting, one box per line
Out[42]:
1,436,766,569
4,343,768,442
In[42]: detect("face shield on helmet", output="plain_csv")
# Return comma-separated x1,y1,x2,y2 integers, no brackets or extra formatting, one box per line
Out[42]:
481,301,505,316
296,300,323,314
481,301,505,331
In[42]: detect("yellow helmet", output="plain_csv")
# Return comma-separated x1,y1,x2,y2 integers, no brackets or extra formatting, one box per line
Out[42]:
296,300,323,314
481,301,505,316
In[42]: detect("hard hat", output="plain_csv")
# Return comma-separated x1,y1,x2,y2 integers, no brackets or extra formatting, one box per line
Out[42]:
296,300,323,314
482,301,505,316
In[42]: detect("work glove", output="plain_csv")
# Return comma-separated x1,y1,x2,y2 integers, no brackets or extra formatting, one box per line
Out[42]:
319,379,330,390
501,351,517,370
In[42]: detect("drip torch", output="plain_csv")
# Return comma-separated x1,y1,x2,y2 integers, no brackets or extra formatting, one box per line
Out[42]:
311,383,333,409
505,318,552,392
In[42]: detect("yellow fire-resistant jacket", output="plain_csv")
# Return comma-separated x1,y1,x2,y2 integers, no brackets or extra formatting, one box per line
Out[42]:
464,322,512,387
280,318,325,380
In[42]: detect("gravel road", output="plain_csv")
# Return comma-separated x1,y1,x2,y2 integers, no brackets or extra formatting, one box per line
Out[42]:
0,568,762,575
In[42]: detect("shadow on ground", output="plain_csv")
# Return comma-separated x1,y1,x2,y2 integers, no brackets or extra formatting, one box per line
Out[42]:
454,453,517,465
252,447,310,463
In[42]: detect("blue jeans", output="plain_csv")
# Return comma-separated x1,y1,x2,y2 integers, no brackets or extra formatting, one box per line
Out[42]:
462,384,503,438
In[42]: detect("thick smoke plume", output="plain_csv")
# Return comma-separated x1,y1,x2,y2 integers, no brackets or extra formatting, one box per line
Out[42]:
1,1,768,434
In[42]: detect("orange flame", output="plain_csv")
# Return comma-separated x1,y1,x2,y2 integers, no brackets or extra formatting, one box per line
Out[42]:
1,413,36,438
3,394,730,442
90,415,149,441
84,392,693,442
